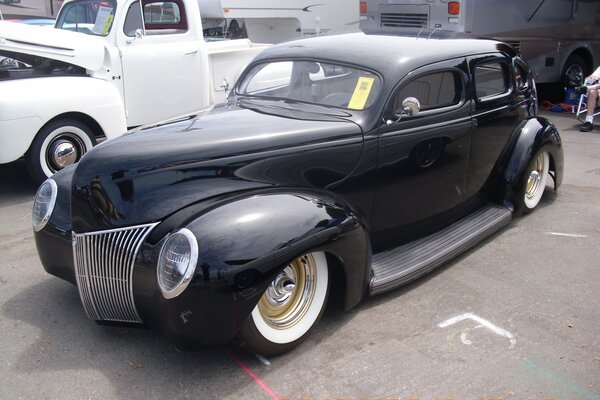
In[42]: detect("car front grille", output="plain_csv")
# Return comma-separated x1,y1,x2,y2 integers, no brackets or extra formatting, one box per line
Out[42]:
72,223,158,323
380,13,428,28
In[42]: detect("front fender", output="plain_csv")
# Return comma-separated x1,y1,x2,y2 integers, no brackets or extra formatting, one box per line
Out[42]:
136,191,370,346
0,77,126,163
502,117,563,205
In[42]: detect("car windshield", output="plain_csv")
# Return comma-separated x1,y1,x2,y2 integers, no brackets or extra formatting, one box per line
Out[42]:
56,0,117,36
238,60,382,111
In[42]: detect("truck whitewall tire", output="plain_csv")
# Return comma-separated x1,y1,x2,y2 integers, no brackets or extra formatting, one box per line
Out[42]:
27,119,96,183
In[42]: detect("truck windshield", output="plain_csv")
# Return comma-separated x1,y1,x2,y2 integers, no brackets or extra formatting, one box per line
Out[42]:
56,0,117,36
238,60,381,111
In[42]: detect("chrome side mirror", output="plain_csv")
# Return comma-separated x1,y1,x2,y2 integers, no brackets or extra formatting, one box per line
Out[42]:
401,97,421,117
386,97,421,126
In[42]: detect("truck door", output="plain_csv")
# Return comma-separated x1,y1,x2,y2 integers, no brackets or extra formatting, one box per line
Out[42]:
117,0,209,127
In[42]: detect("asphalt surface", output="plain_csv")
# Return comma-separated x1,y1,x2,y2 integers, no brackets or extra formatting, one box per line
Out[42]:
0,111,599,400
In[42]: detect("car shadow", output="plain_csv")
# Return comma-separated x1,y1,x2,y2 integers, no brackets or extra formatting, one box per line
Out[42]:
2,278,292,398
3,275,358,398
0,159,38,205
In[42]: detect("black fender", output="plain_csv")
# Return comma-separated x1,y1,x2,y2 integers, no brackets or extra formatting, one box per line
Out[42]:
502,117,563,205
136,190,370,346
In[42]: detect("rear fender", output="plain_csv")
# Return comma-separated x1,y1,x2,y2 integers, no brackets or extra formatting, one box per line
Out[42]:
502,117,563,207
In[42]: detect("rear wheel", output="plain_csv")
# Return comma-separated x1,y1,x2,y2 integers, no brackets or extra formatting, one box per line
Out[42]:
240,252,329,357
562,54,589,87
517,151,550,214
26,119,96,183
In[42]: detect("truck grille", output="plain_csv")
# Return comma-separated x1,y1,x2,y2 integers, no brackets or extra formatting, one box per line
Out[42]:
72,223,158,323
380,13,428,28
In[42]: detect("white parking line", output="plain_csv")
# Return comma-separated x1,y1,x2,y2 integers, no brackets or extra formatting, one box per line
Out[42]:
438,312,516,349
546,232,588,238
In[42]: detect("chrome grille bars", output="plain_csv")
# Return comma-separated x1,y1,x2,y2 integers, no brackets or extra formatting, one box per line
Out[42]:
72,223,158,323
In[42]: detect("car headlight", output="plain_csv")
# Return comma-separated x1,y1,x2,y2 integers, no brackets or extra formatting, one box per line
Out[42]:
157,228,198,299
32,179,58,232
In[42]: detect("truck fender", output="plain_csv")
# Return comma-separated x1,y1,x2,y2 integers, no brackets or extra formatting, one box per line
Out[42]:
502,117,563,207
177,192,370,323
0,77,127,164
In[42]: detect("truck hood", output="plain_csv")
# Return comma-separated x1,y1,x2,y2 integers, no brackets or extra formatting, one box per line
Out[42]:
0,21,106,71
69,104,364,231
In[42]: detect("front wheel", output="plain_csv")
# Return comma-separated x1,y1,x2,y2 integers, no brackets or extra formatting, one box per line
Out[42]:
26,119,96,183
239,252,329,357
517,151,550,214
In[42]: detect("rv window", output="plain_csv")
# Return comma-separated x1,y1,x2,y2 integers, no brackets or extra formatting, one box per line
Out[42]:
475,62,510,99
394,70,461,113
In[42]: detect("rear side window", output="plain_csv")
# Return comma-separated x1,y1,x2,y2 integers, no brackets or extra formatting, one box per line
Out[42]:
394,70,462,113
514,60,529,90
475,62,510,99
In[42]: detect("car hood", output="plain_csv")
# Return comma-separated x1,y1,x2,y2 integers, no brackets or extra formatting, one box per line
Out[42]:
70,105,364,231
0,21,106,71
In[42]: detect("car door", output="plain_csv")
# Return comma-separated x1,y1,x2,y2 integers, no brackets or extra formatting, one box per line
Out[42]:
371,58,473,250
465,53,527,199
117,0,208,127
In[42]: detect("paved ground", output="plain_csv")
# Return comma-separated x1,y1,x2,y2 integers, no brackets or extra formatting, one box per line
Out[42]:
0,111,599,400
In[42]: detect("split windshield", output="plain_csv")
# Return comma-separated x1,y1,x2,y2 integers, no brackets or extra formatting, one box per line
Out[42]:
56,0,117,36
238,60,381,111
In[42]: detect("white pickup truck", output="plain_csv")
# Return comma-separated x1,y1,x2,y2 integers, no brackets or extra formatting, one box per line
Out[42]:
0,0,267,182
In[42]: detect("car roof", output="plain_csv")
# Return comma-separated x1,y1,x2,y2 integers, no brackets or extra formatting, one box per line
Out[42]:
252,30,516,81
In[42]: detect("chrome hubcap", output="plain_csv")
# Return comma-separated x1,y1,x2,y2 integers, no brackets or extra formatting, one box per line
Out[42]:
525,154,545,200
258,254,317,329
50,140,78,169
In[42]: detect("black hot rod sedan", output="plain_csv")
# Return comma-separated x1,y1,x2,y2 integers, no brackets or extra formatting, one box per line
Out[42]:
33,31,563,356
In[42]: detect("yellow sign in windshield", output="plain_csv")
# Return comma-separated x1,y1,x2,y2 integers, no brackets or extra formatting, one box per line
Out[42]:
348,76,375,110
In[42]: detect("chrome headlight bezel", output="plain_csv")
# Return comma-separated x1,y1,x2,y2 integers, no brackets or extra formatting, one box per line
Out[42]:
157,228,199,299
32,179,58,232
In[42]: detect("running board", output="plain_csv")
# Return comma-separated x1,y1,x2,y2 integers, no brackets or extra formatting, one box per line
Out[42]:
369,203,512,296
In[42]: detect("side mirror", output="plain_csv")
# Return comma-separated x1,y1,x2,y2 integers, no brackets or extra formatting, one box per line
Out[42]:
386,97,421,126
401,97,421,117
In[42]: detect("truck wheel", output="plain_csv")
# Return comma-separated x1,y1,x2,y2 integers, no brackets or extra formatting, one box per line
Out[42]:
27,119,96,183
562,54,589,87
516,150,550,214
240,252,329,357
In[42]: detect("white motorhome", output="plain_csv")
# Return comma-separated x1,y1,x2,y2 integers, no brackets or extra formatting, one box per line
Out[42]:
200,0,360,43
0,0,267,182
359,0,600,86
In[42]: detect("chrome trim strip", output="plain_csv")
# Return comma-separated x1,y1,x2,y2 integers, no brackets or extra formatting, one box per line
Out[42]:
72,222,159,323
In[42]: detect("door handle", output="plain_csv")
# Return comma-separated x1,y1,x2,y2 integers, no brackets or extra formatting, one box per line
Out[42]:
184,50,198,55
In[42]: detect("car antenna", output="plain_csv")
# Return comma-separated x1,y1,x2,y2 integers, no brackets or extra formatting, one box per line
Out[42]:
427,27,440,40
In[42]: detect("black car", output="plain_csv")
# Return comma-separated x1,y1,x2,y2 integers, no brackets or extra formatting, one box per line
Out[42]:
33,31,563,356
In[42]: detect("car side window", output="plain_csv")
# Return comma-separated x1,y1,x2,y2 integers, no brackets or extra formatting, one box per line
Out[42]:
394,70,461,114
475,61,510,100
124,0,188,36
123,2,143,36
514,60,529,90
